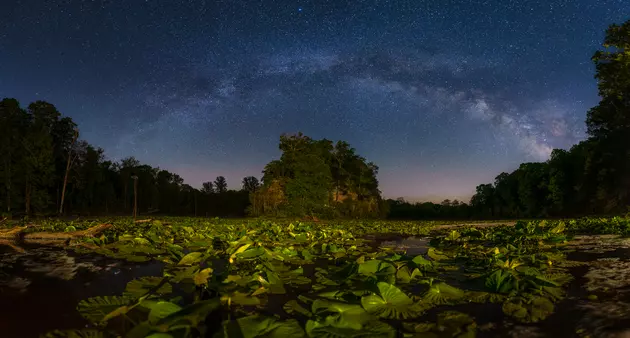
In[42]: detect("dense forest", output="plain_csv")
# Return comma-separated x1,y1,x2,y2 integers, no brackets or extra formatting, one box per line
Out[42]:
1,20,628,220
0,99,252,218
0,97,385,218
389,20,630,220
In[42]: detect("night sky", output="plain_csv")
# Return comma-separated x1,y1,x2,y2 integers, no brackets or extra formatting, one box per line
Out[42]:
1,1,628,202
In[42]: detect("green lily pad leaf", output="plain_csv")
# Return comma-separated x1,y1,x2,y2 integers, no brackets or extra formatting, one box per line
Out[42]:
124,277,172,298
358,260,381,275
302,249,315,261
464,291,506,303
317,290,348,301
145,334,174,338
401,322,436,333
281,267,312,285
539,286,565,301
485,270,515,293
298,295,314,304
178,251,204,265
312,299,373,330
194,268,213,286
359,260,395,276
396,266,422,283
427,248,449,261
41,329,105,338
236,247,266,260
535,273,573,287
334,262,359,280
216,315,306,338
284,300,313,317
502,296,554,323
361,282,422,319
422,282,465,306
166,266,198,283
265,271,287,294
77,296,132,325
411,255,433,269
156,298,221,328
315,271,340,286
294,233,308,242
223,291,261,306
143,301,182,324
358,260,396,284
101,304,130,322
305,319,395,338
125,321,155,338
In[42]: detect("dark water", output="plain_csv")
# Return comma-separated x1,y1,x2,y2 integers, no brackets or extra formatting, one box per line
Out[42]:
0,245,163,338
3,236,630,337
375,235,431,256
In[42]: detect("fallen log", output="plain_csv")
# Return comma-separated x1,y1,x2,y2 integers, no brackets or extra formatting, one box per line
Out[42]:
22,223,113,240
0,239,25,253
0,226,29,239
134,219,153,223
0,223,113,244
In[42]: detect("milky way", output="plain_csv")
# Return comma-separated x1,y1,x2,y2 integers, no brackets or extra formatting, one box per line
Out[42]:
0,0,628,201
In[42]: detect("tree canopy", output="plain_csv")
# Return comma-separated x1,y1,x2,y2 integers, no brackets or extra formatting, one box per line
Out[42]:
249,133,385,218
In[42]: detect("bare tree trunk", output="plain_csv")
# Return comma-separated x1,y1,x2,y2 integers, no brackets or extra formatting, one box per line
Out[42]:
59,129,79,215
133,177,138,219
25,180,30,215
194,191,197,217
124,183,128,211
4,159,11,213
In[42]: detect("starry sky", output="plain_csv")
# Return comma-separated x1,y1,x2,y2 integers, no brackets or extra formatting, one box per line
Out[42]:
1,0,628,202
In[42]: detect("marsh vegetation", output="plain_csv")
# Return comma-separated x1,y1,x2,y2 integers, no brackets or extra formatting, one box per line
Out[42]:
1,217,630,337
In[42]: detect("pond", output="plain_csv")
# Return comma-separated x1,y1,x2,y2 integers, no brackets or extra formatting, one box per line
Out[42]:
3,232,630,337
0,245,163,337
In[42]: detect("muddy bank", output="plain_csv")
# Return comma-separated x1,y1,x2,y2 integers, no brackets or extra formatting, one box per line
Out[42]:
0,245,163,338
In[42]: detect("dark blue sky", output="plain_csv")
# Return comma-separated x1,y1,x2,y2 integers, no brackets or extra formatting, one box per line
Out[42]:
1,0,628,201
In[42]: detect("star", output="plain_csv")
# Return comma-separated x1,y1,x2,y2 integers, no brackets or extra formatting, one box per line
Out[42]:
1,0,627,200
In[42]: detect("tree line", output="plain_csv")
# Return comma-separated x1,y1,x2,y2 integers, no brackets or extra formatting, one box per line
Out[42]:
0,100,384,219
1,20,628,220
388,20,630,220
0,99,259,218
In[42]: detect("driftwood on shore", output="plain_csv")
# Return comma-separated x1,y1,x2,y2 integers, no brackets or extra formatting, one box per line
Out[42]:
0,223,113,247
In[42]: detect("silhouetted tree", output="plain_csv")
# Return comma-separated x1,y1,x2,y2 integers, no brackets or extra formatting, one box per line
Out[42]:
214,176,227,193
242,176,260,192
201,181,214,194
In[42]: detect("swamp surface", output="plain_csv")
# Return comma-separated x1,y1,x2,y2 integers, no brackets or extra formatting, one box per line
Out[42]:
1,218,630,338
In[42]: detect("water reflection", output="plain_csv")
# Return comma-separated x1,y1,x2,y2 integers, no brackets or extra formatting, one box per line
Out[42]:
0,245,163,337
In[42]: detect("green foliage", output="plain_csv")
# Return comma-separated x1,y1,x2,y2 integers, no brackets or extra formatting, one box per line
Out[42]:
217,315,306,338
361,282,424,319
77,296,133,325
27,215,622,337
254,133,384,218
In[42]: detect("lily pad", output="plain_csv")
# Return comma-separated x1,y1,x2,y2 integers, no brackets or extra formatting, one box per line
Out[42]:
361,282,423,319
